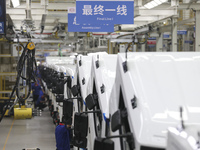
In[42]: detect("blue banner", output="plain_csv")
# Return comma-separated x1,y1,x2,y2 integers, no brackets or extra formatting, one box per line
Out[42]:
76,0,134,24
148,37,156,40
185,40,193,44
0,0,6,34
163,34,170,38
68,13,114,32
177,30,187,35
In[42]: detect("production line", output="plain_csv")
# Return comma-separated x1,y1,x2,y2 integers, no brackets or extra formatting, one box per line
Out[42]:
31,52,199,150
1,0,200,149
84,53,117,150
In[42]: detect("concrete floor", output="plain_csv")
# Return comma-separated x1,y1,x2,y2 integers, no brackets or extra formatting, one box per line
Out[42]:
0,108,56,150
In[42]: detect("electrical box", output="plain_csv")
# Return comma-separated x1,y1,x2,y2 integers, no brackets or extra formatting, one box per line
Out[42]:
119,44,126,53
12,44,22,57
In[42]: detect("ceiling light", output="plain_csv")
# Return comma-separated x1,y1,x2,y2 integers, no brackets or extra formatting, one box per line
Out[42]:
160,0,168,3
150,1,159,7
144,3,154,9
144,0,167,9
154,0,162,5
11,0,20,8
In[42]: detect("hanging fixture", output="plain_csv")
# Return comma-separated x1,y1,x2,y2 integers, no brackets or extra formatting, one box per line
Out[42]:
144,0,168,9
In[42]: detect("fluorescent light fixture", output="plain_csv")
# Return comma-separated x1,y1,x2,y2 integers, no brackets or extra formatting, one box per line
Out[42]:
11,0,20,8
160,0,168,3
144,3,154,9
154,0,162,5
150,1,158,6
144,0,167,9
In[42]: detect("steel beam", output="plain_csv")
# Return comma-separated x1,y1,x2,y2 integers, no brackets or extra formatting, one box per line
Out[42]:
7,8,45,15
14,2,45,9
135,16,163,21
178,3,200,10
47,3,75,10
137,9,177,16
10,15,42,20
110,39,133,43
154,3,200,10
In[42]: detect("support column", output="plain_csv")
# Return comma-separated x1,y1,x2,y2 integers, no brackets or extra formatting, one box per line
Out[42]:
133,44,137,52
156,33,163,52
195,10,200,51
141,44,145,52
171,17,178,51
186,31,190,51
107,40,113,54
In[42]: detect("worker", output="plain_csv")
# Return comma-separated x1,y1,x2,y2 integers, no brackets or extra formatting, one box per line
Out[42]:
55,123,71,150
36,90,47,111
31,81,42,108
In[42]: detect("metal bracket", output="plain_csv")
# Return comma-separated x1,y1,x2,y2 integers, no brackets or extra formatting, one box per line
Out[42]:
82,77,85,85
100,84,105,94
96,60,99,69
96,55,100,69
131,95,137,109
122,61,128,73
79,60,82,67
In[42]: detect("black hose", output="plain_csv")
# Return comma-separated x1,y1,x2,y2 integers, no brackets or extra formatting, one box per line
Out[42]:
0,42,37,123
93,108,98,136
125,43,133,59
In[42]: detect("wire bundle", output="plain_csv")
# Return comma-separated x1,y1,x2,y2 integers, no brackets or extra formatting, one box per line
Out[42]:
0,42,37,123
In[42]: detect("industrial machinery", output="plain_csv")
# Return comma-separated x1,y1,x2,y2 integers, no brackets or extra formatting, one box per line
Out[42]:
71,55,93,115
66,55,93,150
0,41,40,122
38,52,200,150
58,64,76,123
40,56,76,125
70,52,113,149
94,52,200,150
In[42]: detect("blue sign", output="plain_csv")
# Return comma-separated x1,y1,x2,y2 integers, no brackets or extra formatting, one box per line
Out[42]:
44,53,50,57
148,45,155,48
185,40,193,44
76,0,134,24
0,0,6,34
148,37,156,40
68,13,114,32
177,30,187,35
0,22,4,34
163,34,170,38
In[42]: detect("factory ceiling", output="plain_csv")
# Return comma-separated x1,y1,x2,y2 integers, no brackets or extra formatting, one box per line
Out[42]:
4,0,200,43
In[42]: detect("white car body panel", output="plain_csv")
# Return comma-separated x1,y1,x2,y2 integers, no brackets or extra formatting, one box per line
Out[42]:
109,52,200,150
58,65,76,122
86,54,117,150
77,55,93,111
167,126,200,150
